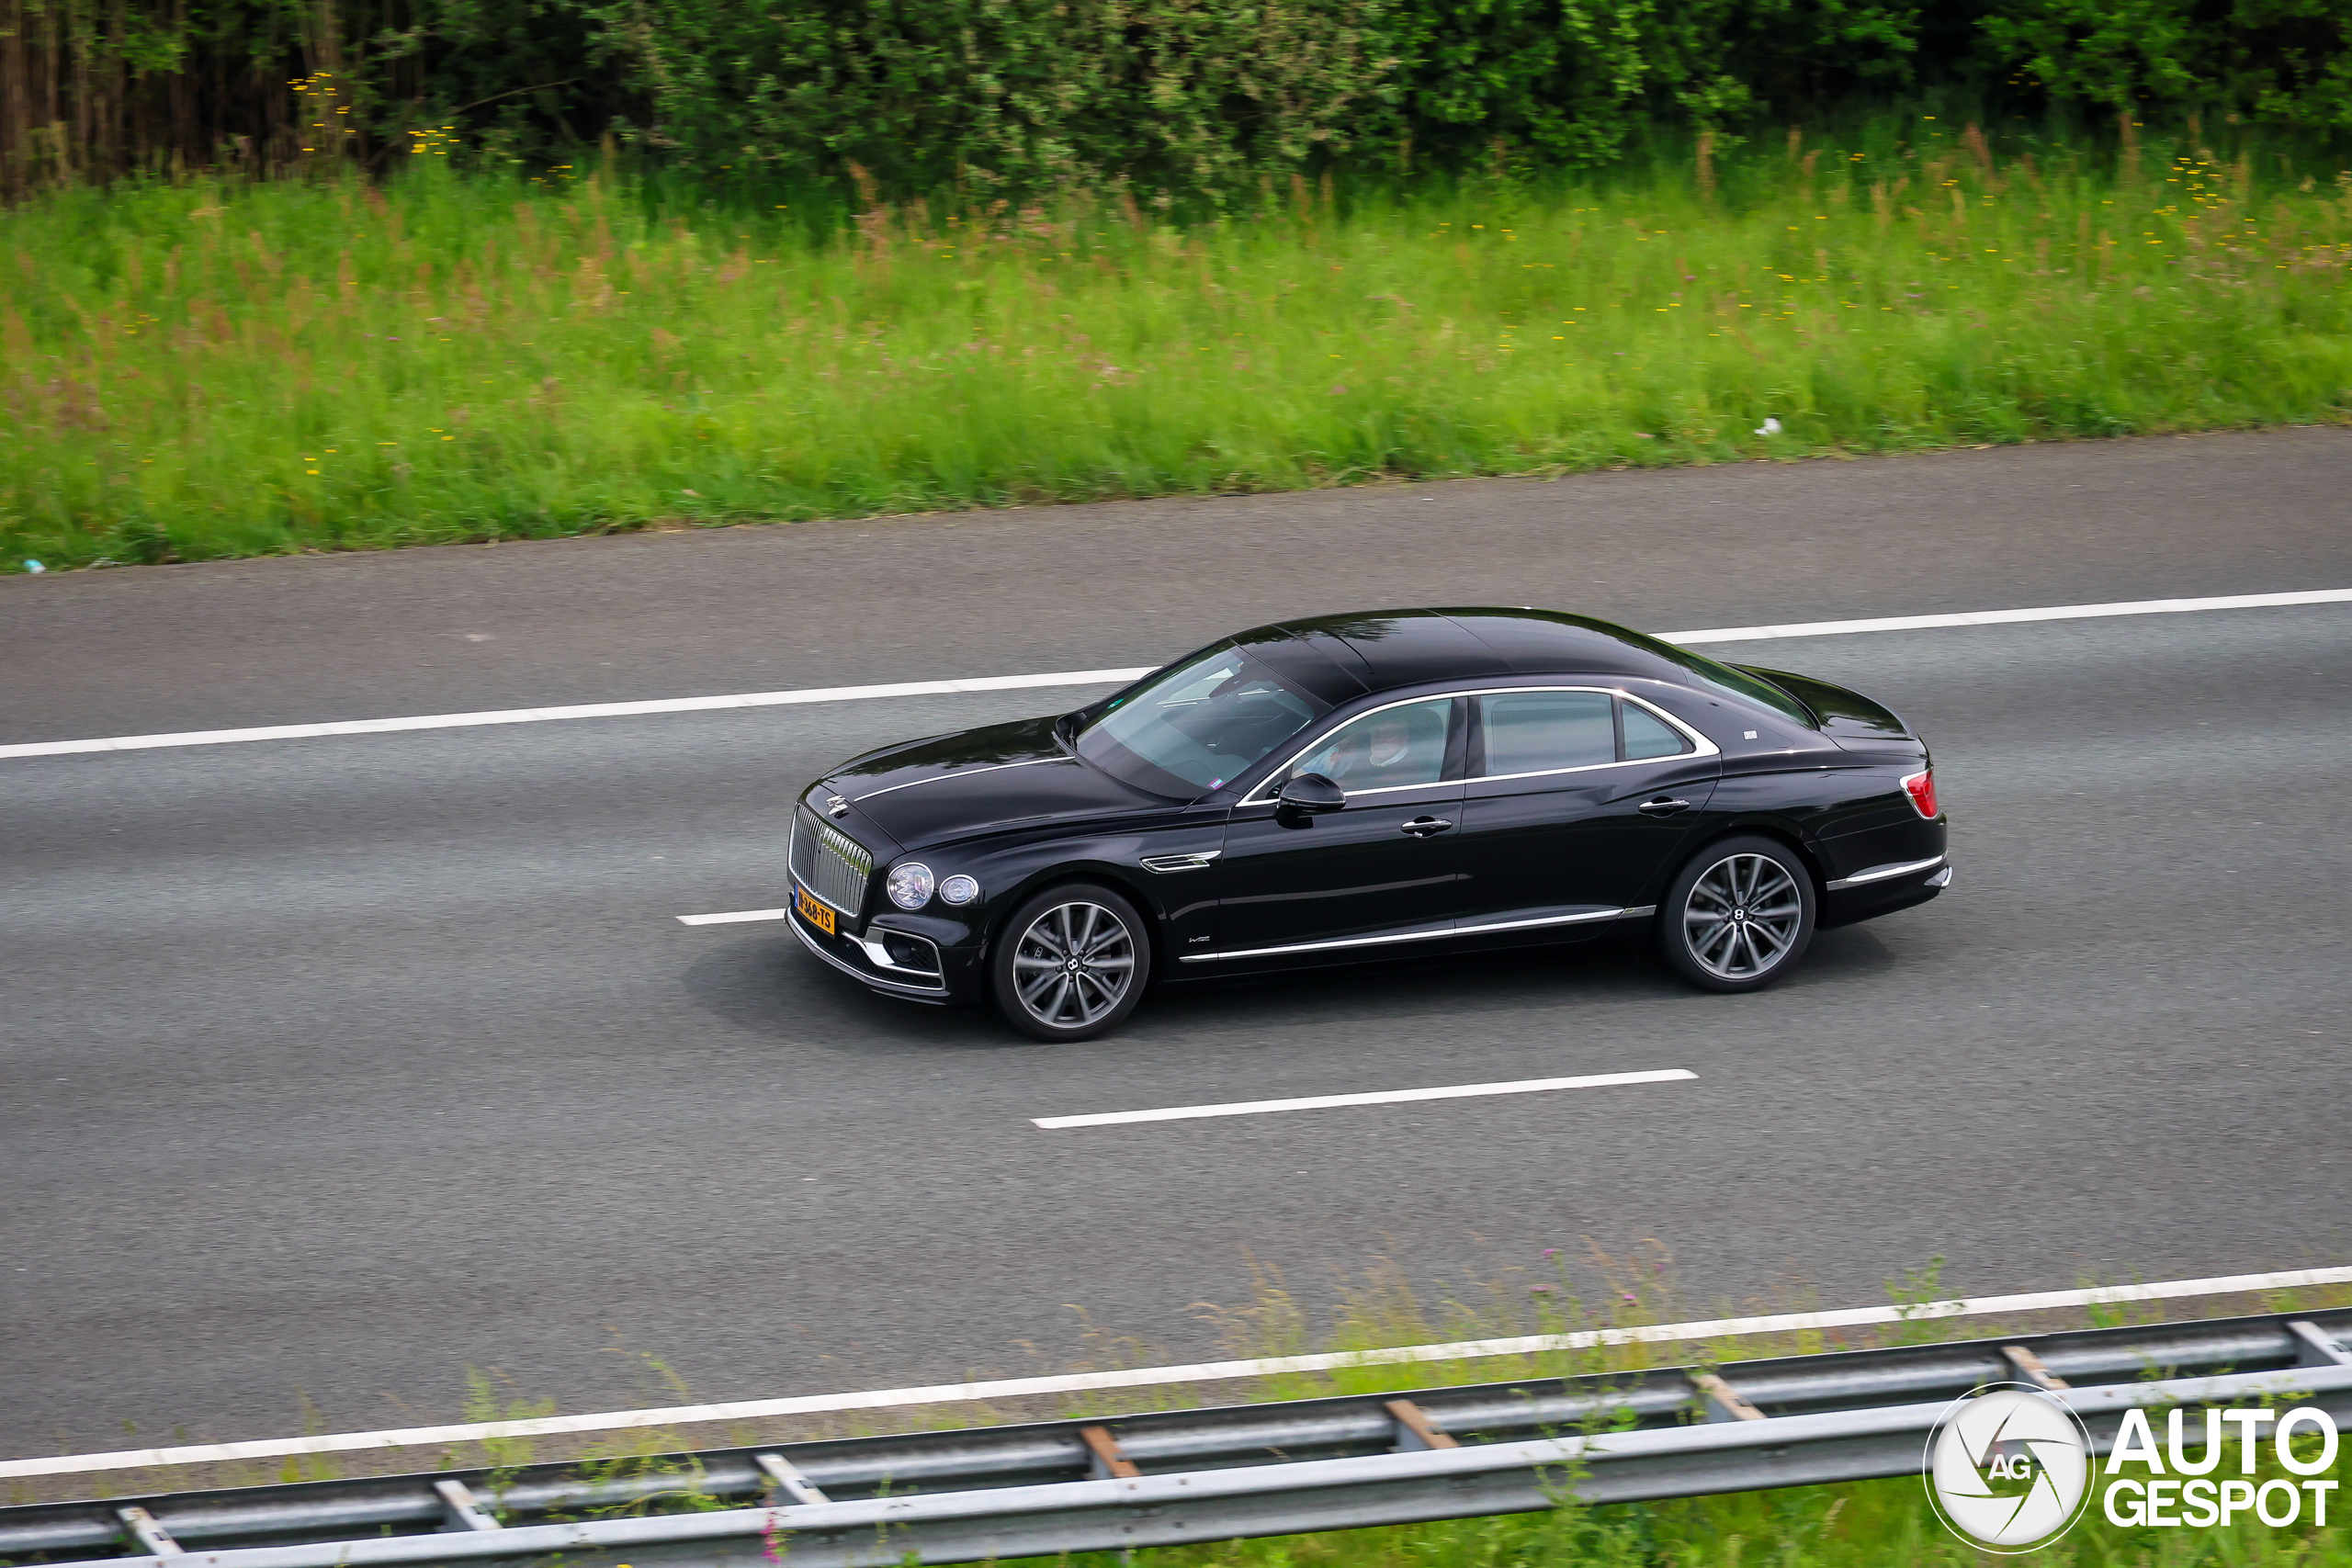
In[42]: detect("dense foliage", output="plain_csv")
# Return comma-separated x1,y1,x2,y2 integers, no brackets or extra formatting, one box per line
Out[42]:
6,135,2349,569
2,0,2347,198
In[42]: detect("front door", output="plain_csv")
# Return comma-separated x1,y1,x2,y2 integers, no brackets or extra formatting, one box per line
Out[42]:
1201,696,1468,962
1453,689,1721,941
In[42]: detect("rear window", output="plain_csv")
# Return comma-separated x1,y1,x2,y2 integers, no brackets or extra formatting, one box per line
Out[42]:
1610,631,1818,726
1622,702,1692,759
1480,692,1616,775
1473,692,1694,778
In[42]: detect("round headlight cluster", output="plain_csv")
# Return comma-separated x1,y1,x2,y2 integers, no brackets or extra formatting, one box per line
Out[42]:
940,874,979,906
886,863,934,909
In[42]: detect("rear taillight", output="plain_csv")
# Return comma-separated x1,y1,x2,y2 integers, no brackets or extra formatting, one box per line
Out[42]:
1901,768,1939,819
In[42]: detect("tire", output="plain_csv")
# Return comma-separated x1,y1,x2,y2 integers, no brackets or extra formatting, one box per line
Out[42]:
1658,835,1816,993
990,883,1151,1042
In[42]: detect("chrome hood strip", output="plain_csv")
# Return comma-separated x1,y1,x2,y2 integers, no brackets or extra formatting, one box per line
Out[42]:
851,755,1075,803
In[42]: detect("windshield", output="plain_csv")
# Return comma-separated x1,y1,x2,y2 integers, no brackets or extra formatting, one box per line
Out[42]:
1077,643,1329,796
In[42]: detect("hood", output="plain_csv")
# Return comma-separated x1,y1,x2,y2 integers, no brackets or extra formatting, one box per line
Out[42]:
823,715,1167,850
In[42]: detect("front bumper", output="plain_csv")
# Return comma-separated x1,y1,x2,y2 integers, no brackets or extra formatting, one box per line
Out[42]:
786,895,984,1005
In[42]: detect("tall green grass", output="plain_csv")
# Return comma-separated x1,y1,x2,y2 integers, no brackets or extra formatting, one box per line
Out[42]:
6,130,2350,570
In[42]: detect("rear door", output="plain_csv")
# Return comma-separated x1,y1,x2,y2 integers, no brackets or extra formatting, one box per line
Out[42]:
1453,688,1721,941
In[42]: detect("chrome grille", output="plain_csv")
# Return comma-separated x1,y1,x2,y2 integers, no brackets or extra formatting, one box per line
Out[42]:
791,806,874,918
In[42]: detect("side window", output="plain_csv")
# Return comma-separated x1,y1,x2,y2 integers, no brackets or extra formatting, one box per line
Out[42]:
1287,698,1453,793
1478,692,1615,776
1622,700,1693,760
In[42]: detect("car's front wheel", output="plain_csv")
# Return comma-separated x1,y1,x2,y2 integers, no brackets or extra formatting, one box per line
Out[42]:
990,884,1149,1042
1659,836,1815,992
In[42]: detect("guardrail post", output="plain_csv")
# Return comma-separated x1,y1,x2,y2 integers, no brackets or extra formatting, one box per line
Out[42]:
2001,1346,2071,1392
434,1479,503,1532
114,1507,183,1556
754,1452,832,1506
1383,1399,1460,1453
2289,1321,2352,1368
1080,1426,1140,1479
1689,1373,1765,1423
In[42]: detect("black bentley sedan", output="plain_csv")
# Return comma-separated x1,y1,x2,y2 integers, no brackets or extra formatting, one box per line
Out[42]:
786,609,1948,1040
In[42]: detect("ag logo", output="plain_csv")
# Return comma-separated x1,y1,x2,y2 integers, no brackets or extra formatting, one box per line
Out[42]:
1923,1383,2095,1552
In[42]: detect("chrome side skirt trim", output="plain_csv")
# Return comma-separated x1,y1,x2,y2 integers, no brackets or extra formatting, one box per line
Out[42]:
1826,853,1947,891
1623,905,1658,918
1452,908,1628,939
789,908,950,1001
1179,923,1462,964
1140,851,1223,874
1181,908,1627,964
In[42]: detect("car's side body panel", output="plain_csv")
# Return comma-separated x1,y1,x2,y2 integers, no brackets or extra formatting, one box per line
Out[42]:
786,608,1951,1014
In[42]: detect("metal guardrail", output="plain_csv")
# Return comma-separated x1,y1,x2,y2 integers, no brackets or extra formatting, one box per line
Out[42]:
7,1310,2348,1568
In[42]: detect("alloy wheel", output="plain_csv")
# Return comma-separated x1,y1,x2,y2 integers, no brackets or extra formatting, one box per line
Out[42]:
1683,852,1804,981
1011,900,1136,1030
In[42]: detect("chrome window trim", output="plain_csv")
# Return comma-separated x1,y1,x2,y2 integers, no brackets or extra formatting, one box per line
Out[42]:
1179,906,1629,964
1240,694,1463,805
788,908,950,1001
852,756,1073,803
1242,685,1718,805
1469,687,1717,784
1825,853,1947,891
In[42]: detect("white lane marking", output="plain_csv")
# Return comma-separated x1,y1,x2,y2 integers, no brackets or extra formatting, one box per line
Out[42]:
678,908,790,926
1032,1068,1697,1129
10,1263,2348,1479
0,667,1155,761
5,587,2347,762
1661,587,2352,645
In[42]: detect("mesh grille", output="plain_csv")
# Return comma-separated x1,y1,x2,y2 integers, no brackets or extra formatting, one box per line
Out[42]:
791,806,874,918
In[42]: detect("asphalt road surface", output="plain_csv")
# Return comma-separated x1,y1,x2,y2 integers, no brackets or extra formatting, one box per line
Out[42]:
6,429,2349,1461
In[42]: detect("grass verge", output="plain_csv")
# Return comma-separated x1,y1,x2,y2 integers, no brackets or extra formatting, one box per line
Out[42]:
4,131,2350,571
997,1459,2352,1568
10,1246,2348,1505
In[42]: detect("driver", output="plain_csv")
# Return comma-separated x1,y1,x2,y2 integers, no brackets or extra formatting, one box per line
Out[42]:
1323,713,1423,785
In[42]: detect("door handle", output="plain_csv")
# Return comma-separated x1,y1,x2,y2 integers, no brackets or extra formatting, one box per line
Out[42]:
1639,797,1693,817
1399,816,1455,837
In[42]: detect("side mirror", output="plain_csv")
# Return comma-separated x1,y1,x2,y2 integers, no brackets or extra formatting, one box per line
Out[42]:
1277,773,1347,814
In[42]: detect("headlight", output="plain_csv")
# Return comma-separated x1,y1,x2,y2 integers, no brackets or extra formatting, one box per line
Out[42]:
939,874,979,906
886,863,934,909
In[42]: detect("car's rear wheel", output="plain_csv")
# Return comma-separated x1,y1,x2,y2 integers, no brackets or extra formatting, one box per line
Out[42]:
991,884,1149,1042
1659,836,1815,992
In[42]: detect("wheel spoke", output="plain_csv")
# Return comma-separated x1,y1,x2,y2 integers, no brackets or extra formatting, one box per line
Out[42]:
1015,902,1144,1028
1683,853,1808,980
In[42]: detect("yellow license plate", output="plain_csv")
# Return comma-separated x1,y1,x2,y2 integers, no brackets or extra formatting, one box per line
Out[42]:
795,886,836,936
